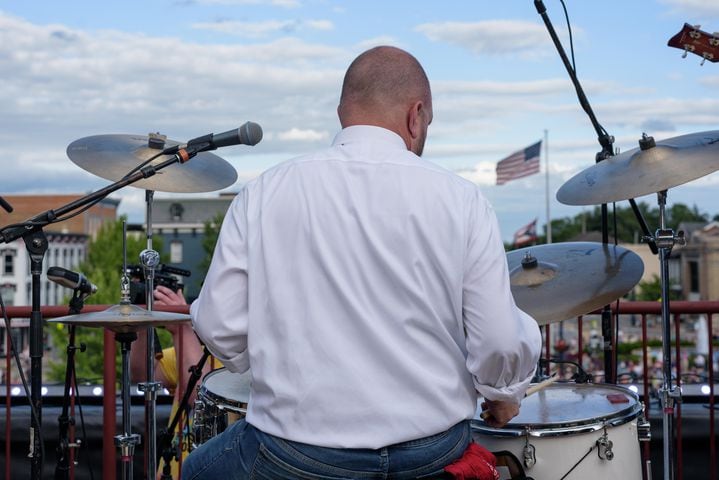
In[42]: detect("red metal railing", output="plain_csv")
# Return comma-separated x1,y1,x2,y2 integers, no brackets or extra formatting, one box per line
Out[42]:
2,301,719,479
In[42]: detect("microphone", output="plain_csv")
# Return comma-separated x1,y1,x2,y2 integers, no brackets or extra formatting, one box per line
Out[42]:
47,266,97,296
165,122,263,155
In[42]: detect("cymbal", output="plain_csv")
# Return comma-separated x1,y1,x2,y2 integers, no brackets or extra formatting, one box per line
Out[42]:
508,242,644,325
556,131,719,205
48,303,191,333
67,134,238,193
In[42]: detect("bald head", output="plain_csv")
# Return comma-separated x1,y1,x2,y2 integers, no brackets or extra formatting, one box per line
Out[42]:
338,46,433,155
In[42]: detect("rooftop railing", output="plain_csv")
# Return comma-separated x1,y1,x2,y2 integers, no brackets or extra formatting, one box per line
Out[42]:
1,301,718,479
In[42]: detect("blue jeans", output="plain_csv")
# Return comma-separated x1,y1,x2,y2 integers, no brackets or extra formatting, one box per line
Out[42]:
181,419,470,479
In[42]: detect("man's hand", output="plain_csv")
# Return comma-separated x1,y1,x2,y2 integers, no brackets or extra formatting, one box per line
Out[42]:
154,285,186,306
154,285,187,335
479,399,519,428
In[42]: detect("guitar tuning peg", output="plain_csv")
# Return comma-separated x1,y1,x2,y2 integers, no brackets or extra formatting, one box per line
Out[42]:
701,57,706,66
682,49,689,58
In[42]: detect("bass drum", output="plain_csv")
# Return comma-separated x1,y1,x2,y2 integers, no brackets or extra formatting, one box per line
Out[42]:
472,383,648,480
193,368,251,447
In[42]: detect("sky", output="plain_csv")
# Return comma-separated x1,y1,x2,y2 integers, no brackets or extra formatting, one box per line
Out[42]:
1,0,719,243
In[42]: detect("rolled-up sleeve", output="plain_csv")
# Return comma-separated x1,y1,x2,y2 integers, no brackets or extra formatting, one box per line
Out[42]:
462,190,542,404
190,189,250,373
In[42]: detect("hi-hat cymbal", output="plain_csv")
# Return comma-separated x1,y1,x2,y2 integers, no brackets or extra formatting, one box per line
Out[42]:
48,303,191,333
508,242,644,325
67,134,238,193
556,131,719,206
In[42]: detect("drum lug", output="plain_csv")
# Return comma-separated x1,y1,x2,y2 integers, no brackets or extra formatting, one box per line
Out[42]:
596,428,614,461
523,432,536,468
637,415,652,442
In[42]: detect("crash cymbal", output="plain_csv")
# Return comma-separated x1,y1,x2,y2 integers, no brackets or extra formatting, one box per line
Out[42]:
508,242,644,325
557,131,719,205
67,134,238,193
48,303,191,333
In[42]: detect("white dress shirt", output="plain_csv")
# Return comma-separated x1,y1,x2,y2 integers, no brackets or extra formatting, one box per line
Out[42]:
191,125,541,448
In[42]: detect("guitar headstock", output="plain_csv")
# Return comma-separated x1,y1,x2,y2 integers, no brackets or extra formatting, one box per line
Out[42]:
668,23,719,65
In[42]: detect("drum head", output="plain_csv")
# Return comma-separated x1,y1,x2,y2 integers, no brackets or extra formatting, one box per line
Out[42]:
199,368,252,410
474,383,641,435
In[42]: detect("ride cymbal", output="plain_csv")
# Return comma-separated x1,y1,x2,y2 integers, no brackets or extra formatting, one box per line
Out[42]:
67,133,238,193
507,242,644,325
556,131,719,206
48,303,191,333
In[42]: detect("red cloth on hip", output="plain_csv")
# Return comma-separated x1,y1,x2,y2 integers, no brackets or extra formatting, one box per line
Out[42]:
444,442,500,480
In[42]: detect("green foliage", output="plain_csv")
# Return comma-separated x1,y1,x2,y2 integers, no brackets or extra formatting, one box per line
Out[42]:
635,274,682,301
47,217,155,383
196,212,224,291
537,201,709,245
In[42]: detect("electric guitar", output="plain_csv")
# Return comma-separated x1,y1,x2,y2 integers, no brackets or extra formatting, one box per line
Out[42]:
667,23,719,65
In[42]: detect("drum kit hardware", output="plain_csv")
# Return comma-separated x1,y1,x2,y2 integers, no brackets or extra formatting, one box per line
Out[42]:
0,125,259,480
507,242,644,326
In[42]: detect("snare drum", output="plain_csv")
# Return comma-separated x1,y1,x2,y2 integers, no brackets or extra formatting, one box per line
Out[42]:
193,368,251,446
472,383,647,480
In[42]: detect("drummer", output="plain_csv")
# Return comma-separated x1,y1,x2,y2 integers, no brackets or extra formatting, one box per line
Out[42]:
184,45,541,479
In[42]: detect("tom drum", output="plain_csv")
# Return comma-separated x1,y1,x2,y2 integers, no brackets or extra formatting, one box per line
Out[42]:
472,383,649,480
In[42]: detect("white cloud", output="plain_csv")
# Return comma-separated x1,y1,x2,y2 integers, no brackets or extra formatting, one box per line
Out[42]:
192,18,334,38
660,0,719,17
277,128,329,142
415,20,555,57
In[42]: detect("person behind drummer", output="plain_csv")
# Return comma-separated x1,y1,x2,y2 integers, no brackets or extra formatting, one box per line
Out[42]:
130,285,215,479
183,45,542,479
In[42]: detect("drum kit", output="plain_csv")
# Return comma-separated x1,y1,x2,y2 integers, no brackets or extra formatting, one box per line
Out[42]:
0,125,261,480
7,122,718,480
2,50,717,480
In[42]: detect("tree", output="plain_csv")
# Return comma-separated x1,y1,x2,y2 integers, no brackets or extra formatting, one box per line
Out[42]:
538,202,709,244
47,217,158,383
196,212,224,292
636,274,682,301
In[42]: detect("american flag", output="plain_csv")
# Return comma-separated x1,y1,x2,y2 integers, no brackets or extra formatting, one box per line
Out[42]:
495,141,541,185
513,218,538,248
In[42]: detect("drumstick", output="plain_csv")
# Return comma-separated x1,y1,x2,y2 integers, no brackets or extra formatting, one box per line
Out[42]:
479,373,558,421
525,373,559,397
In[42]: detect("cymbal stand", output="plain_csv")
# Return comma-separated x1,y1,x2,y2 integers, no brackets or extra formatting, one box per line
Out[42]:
0,137,201,480
534,0,659,384
158,346,211,479
115,331,142,480
138,189,162,479
647,189,684,480
54,289,91,480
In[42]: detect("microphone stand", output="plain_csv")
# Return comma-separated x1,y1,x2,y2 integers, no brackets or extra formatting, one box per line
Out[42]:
533,0,658,385
0,147,198,480
157,347,211,480
54,289,90,480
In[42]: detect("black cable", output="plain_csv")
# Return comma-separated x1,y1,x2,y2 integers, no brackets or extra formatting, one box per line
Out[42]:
559,0,576,71
122,150,166,180
0,288,46,467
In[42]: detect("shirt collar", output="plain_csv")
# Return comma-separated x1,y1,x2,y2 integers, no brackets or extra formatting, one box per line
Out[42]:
332,125,408,151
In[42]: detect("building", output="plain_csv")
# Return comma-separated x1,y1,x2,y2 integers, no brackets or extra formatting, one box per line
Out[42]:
0,195,119,362
676,221,719,301
150,194,236,300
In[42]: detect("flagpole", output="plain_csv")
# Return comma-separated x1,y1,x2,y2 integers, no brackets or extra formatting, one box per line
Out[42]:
544,129,551,244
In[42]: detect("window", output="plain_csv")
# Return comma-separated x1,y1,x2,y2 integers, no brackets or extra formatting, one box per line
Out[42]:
169,203,184,221
689,260,700,293
3,254,13,275
170,240,183,263
0,284,15,306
